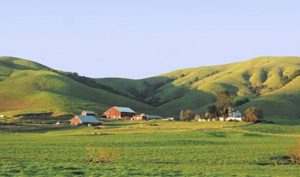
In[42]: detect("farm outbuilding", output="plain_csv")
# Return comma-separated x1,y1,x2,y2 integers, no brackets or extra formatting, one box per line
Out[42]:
131,114,163,121
70,115,102,126
131,114,144,121
103,106,136,119
81,111,96,116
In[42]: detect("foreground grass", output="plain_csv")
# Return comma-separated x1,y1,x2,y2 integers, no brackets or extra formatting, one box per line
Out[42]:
240,124,300,135
0,121,299,176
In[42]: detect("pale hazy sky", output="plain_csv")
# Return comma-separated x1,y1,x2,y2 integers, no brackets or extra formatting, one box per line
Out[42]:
1,0,300,78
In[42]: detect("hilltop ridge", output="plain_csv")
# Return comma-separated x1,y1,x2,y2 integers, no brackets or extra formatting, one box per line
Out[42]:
1,56,300,119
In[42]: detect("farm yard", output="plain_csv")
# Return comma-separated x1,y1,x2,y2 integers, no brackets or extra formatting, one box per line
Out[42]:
0,120,299,176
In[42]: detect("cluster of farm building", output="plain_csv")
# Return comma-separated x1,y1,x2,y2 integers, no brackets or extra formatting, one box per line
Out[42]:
70,106,164,126
0,106,243,126
69,106,243,127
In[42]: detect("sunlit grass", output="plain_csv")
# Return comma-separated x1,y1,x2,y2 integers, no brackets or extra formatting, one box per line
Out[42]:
0,120,299,176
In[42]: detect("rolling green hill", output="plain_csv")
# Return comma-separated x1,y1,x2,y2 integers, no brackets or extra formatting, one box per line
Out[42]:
96,57,300,118
0,57,158,116
1,56,300,119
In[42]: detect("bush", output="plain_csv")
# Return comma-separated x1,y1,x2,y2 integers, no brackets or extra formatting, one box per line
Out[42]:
243,107,263,123
86,145,117,163
286,141,300,164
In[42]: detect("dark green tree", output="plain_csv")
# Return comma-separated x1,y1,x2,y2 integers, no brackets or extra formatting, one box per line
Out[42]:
205,105,219,120
216,90,232,118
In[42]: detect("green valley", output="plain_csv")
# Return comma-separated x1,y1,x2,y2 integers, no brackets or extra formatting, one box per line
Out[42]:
1,56,300,121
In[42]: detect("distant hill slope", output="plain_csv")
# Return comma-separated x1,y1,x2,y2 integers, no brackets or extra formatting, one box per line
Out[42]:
0,57,158,116
1,56,300,118
96,57,300,118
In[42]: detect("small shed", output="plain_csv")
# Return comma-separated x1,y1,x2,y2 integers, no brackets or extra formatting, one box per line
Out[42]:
70,115,102,126
81,111,96,116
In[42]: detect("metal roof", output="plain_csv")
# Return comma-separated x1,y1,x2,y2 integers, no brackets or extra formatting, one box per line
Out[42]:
78,116,101,123
114,106,136,113
82,111,96,114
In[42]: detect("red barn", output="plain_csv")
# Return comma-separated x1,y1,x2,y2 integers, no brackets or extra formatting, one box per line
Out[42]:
103,106,136,119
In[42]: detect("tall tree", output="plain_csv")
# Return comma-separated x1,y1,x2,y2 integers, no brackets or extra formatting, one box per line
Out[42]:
179,110,184,121
183,109,194,121
243,107,263,123
216,90,232,118
205,105,219,120
179,109,194,121
194,113,201,121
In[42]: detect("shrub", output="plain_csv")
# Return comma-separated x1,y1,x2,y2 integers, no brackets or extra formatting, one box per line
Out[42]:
286,140,300,164
86,145,117,163
243,107,263,123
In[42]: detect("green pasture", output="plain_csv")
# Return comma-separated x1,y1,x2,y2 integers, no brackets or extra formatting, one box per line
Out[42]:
0,120,299,176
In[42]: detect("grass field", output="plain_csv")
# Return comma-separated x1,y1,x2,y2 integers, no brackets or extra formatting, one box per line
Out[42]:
0,120,299,176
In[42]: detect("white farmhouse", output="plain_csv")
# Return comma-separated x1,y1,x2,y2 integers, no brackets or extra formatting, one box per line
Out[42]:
226,110,242,122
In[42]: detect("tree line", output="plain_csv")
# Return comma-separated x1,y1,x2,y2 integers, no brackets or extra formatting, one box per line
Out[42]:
179,90,263,123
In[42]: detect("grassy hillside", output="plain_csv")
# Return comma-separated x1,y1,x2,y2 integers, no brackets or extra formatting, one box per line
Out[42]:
1,56,300,118
97,57,300,118
0,57,158,116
